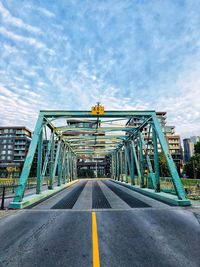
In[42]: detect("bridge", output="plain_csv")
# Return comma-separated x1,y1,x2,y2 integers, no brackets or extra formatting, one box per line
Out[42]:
0,106,199,267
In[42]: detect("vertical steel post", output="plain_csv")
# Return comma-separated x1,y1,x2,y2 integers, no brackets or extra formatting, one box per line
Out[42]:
131,141,142,187
129,142,135,185
67,149,70,182
69,150,72,181
116,152,120,181
124,149,128,183
40,133,54,188
58,144,64,186
125,144,131,183
152,126,160,192
49,132,55,189
36,129,43,194
114,152,117,180
118,151,121,181
111,154,114,179
140,133,157,190
52,141,61,186
62,148,67,184
120,150,123,182
139,133,145,187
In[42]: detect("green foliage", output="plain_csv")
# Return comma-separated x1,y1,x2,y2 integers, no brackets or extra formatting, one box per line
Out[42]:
184,161,194,178
184,143,200,179
158,153,169,177
194,141,200,154
78,169,95,178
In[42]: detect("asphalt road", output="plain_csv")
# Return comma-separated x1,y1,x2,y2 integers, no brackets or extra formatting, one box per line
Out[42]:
0,179,199,267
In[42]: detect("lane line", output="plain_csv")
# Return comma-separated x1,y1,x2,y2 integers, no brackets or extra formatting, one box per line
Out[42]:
92,211,100,267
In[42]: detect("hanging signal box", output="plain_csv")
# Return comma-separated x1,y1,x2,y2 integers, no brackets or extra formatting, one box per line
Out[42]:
91,104,105,115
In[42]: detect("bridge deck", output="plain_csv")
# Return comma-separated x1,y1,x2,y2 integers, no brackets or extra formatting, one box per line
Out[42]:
0,179,199,267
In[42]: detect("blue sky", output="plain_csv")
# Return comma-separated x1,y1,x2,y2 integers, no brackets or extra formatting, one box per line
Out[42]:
0,0,200,138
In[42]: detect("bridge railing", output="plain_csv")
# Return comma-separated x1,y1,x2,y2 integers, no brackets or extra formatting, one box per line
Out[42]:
119,175,200,200
0,176,58,198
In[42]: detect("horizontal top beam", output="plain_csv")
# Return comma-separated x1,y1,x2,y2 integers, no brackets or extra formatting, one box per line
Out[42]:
41,110,156,118
56,127,136,132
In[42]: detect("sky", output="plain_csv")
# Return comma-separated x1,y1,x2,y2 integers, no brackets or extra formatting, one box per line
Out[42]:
0,0,200,138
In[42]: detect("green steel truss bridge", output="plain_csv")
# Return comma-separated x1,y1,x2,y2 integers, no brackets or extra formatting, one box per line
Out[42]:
9,108,190,208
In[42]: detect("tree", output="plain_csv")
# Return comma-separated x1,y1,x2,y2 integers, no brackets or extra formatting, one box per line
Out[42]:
158,153,169,177
184,144,200,179
6,167,17,178
194,141,200,154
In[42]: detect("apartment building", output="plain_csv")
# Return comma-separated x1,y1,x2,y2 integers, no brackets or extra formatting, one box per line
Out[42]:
165,126,183,170
127,112,183,171
0,126,32,177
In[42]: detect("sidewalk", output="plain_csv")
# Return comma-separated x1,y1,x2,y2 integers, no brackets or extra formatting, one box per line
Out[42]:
1,184,48,209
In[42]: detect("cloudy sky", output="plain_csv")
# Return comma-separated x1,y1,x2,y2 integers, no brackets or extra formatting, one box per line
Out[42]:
0,0,200,138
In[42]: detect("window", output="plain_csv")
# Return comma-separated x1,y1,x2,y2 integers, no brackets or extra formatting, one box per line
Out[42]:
8,145,13,149
1,156,5,160
4,129,8,133
2,140,6,144
7,156,12,160
3,145,6,149
7,150,12,154
1,150,6,155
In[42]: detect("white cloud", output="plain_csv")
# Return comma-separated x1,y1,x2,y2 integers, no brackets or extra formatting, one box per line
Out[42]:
37,7,55,18
0,85,48,128
0,26,54,54
0,2,43,34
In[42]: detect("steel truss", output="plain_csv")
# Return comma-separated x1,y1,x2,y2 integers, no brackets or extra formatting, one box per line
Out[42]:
13,110,187,203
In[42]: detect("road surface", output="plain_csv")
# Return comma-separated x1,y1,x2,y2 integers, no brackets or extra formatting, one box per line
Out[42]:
0,179,199,267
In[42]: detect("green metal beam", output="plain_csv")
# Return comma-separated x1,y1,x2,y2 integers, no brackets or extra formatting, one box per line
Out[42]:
36,129,43,194
152,114,186,200
41,110,155,118
13,114,44,202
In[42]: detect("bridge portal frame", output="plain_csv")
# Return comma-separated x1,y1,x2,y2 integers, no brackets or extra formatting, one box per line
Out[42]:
10,110,188,207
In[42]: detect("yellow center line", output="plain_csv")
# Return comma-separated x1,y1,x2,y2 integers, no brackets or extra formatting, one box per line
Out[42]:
92,211,100,267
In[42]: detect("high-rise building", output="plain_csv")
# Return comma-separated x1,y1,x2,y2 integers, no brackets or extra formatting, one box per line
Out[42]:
127,112,183,171
190,136,200,145
0,126,32,177
183,138,195,163
165,126,183,170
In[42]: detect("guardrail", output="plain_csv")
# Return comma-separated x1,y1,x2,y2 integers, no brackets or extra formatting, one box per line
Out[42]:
0,179,18,209
0,177,59,209
160,177,200,200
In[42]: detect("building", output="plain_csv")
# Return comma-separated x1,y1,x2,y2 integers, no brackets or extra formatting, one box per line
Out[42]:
0,126,32,177
165,126,183,171
183,138,195,163
127,112,183,172
64,120,111,177
190,136,200,145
